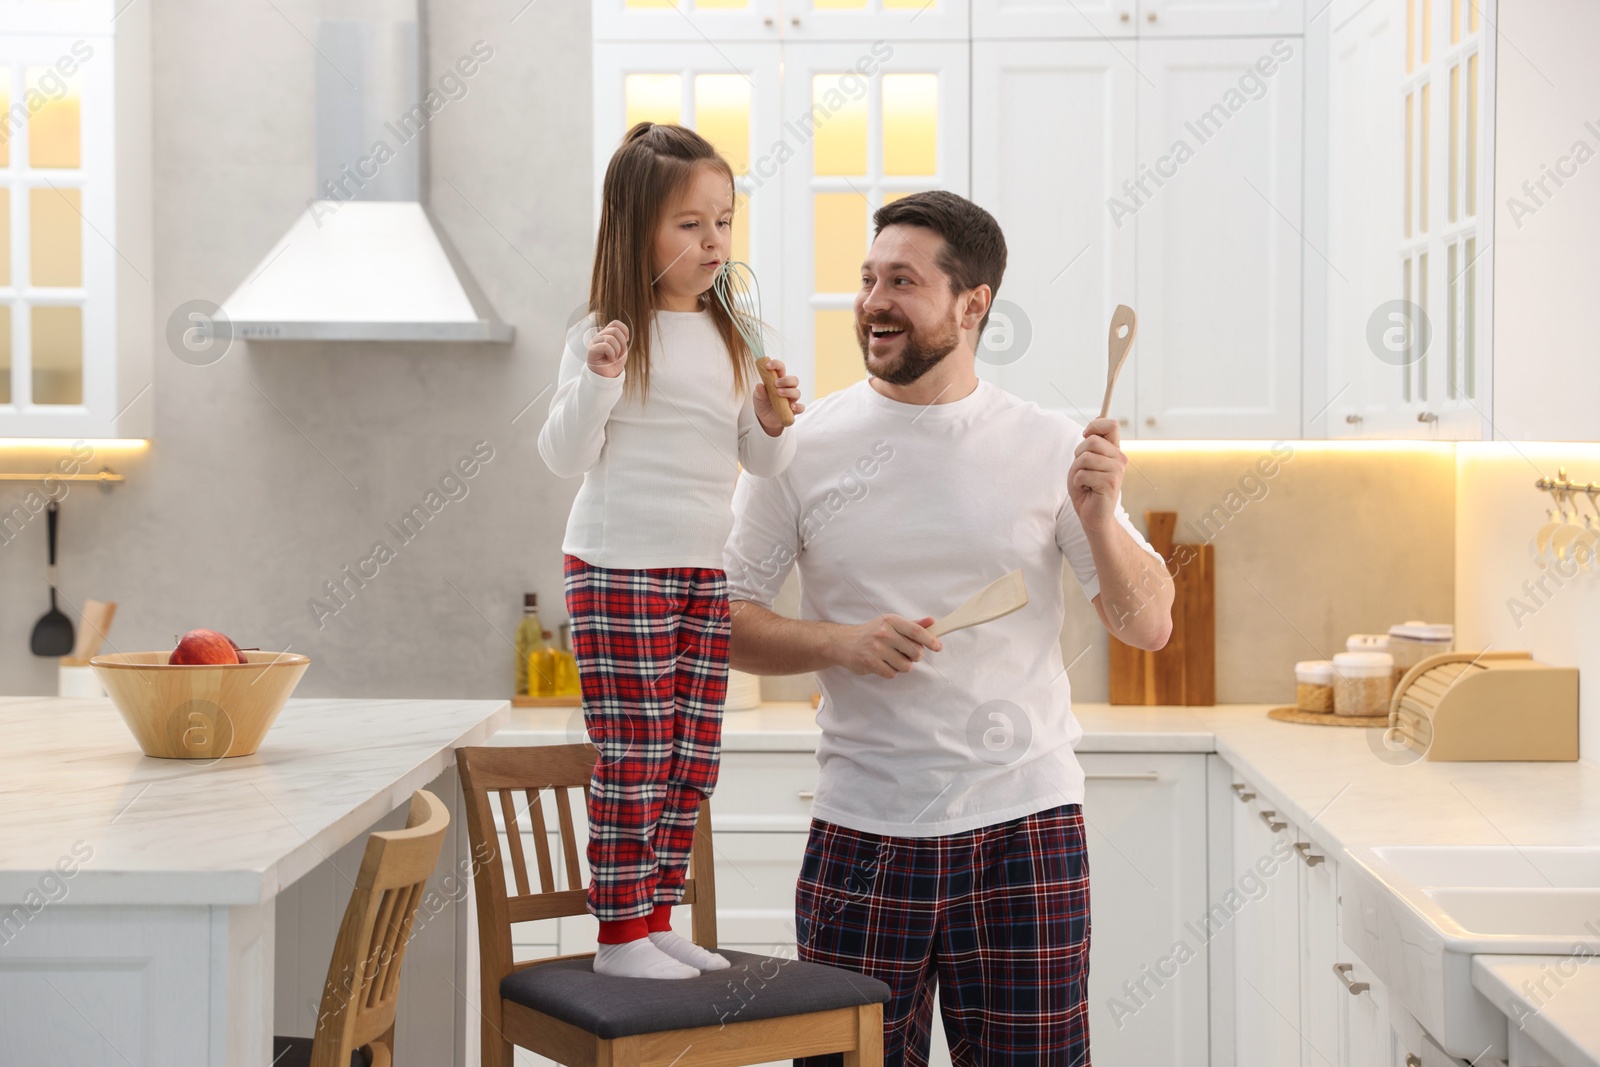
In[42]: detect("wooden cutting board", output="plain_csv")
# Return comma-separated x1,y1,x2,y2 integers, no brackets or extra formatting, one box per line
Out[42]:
1109,510,1215,706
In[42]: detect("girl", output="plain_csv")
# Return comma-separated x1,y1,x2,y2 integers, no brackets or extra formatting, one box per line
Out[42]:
538,123,804,979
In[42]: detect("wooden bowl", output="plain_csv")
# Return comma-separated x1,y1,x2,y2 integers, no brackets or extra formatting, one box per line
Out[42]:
89,650,311,759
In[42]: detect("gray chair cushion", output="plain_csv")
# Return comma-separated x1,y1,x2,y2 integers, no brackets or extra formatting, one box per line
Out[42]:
271,1035,371,1067
500,950,891,1040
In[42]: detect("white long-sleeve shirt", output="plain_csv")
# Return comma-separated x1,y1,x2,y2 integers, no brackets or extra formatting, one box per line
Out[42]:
539,309,795,570
723,378,1161,838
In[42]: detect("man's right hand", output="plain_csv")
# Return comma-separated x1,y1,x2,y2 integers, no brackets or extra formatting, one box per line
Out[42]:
586,319,629,378
831,615,943,679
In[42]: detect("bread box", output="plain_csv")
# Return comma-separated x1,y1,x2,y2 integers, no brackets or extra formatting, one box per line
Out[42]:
1389,650,1578,761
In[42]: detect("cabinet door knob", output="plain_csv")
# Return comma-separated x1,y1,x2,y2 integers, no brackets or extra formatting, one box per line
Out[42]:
763,15,774,26
790,15,800,26
1117,417,1130,427
1405,1056,1422,1067
1259,809,1287,832
1345,413,1363,424
1417,410,1439,423
1294,841,1325,866
1144,416,1156,427
1147,11,1157,21
1333,962,1371,996
1120,10,1131,20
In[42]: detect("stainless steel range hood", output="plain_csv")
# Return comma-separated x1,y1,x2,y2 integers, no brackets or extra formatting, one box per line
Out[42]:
221,5,512,343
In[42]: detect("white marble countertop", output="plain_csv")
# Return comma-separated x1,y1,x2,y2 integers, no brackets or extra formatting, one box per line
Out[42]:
1472,956,1600,1067
0,695,508,906
497,700,1600,855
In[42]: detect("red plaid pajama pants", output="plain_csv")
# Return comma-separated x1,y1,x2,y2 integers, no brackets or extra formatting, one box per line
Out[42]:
563,554,730,928
795,804,1092,1067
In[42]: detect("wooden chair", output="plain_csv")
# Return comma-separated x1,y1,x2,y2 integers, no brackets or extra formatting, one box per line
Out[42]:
271,789,451,1067
456,743,890,1067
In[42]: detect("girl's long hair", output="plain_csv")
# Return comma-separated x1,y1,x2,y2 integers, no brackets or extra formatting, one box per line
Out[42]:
590,122,751,403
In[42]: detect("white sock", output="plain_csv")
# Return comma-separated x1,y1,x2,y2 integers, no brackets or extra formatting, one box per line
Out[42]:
593,938,699,979
649,930,731,971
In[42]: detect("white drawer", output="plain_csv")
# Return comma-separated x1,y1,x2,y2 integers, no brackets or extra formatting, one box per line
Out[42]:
715,752,819,831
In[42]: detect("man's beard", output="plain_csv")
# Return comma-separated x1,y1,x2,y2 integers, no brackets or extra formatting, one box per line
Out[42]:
857,308,962,386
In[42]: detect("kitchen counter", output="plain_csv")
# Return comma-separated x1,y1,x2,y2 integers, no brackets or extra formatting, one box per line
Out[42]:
0,694,507,905
1472,956,1600,1067
0,694,507,1067
497,700,1600,856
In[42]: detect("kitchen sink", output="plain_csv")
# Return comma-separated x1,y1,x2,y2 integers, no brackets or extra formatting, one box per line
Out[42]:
1341,845,1600,1060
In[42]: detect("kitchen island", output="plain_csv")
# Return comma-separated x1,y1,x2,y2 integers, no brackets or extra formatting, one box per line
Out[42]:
0,694,507,1067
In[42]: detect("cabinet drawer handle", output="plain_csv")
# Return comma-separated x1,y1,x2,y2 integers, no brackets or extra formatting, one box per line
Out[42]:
1235,788,1256,803
1294,842,1325,866
1085,772,1160,781
1333,963,1370,996
797,790,815,801
1259,810,1287,832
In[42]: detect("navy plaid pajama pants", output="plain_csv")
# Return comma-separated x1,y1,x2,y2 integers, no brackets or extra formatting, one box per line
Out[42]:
563,554,730,925
795,804,1092,1067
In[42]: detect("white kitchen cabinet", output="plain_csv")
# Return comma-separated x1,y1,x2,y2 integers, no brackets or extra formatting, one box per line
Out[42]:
1078,752,1211,1065
1140,0,1304,38
783,0,971,41
0,7,153,439
591,0,783,42
1324,0,1495,441
973,0,1300,39
1134,37,1304,440
1228,773,1303,1067
971,35,1303,439
1299,837,1341,1067
972,0,1137,39
971,40,1138,429
1337,949,1395,1067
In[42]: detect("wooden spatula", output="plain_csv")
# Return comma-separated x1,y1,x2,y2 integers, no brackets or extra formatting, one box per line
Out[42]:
1098,304,1139,420
928,569,1029,638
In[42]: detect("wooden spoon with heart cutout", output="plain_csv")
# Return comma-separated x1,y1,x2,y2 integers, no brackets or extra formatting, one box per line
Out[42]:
1099,305,1139,420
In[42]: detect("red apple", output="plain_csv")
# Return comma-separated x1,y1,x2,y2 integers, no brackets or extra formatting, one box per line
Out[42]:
169,629,245,665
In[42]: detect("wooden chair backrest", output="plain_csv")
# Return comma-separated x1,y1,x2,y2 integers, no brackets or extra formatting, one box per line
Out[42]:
456,744,718,978
309,789,450,1067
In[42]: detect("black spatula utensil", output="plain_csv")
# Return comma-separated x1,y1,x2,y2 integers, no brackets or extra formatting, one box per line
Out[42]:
30,500,75,657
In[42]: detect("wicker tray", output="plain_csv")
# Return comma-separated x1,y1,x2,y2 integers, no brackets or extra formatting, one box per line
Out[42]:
1267,705,1388,727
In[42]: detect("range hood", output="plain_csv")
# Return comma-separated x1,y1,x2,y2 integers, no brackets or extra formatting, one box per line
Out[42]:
221,6,512,343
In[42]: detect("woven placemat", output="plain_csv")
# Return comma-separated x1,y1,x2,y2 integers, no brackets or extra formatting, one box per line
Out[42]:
1267,705,1388,727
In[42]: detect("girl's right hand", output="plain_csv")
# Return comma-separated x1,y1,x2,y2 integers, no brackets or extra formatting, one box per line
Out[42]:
587,319,630,378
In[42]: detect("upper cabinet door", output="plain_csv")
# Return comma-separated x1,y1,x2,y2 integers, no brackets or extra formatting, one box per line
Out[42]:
1134,37,1304,439
0,32,133,439
782,0,971,41
1139,0,1304,37
592,0,783,42
971,40,1137,429
972,0,1137,39
592,42,785,336
779,41,969,405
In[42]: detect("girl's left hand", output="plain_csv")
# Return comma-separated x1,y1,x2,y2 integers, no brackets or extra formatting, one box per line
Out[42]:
755,359,805,435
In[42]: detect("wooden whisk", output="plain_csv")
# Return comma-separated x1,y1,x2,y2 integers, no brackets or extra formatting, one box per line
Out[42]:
710,260,794,427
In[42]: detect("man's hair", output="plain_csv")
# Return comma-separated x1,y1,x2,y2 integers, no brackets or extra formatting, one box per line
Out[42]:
872,190,1007,334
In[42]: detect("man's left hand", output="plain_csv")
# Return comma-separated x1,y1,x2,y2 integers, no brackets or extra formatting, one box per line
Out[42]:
1069,417,1127,529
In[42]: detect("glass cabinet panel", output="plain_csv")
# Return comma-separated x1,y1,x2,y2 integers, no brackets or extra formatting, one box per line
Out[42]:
31,187,82,287
31,304,82,405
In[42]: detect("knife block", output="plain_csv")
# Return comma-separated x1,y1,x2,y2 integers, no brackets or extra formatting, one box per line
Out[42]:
1109,510,1216,706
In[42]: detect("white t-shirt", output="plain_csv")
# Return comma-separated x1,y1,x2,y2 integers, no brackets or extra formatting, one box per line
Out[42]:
724,377,1161,838
539,309,795,570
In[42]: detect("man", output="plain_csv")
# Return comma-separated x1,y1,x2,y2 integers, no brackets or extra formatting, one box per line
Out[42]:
722,191,1174,1066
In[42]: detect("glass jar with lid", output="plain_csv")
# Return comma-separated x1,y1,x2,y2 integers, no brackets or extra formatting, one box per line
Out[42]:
1387,621,1454,689
1295,660,1335,713
1332,651,1394,717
